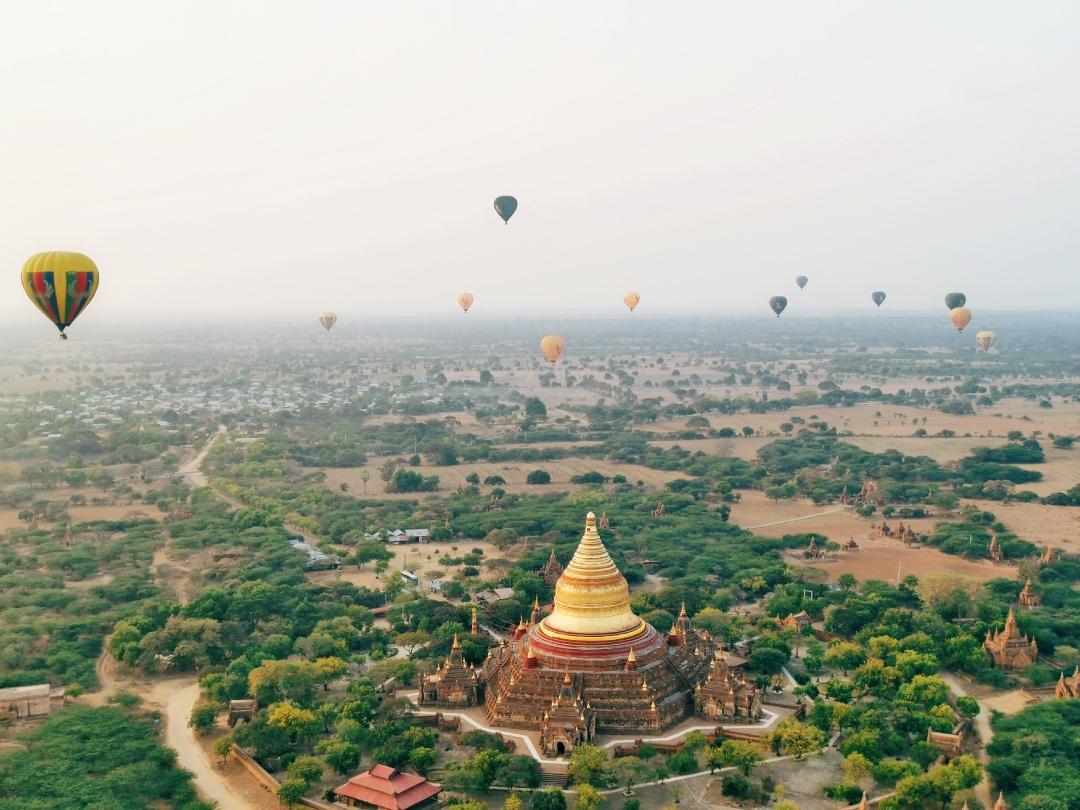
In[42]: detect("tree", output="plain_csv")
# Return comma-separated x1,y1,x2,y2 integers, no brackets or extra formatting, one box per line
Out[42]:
749,646,789,673
844,752,873,784
530,788,568,810
762,718,827,760
360,470,370,494
314,657,349,689
526,470,551,484
394,631,431,654
575,784,606,810
568,743,608,786
897,675,950,708
287,755,324,786
838,573,857,590
266,701,319,745
316,739,362,775
927,755,983,809
606,757,654,793
277,778,309,806
716,741,764,776
213,735,234,766
410,747,437,775
188,701,223,735
955,696,980,719
496,755,542,788
824,642,867,675
705,745,725,774
525,397,548,418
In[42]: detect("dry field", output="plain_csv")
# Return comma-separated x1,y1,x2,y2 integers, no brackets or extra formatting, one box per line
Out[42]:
789,539,1011,585
968,498,1080,555
311,457,688,499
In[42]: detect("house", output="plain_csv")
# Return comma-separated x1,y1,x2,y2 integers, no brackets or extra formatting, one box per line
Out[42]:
429,580,444,593
401,570,419,586
332,764,441,810
404,529,430,543
364,532,383,541
0,684,52,720
474,587,514,605
387,531,408,544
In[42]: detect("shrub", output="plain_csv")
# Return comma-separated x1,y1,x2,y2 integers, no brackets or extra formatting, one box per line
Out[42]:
526,470,551,485
721,774,753,799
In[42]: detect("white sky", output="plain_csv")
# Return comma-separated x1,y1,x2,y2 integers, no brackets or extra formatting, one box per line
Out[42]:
1,2,1078,326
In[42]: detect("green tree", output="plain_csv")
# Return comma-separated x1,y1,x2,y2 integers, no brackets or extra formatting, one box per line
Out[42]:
213,734,234,765
568,743,608,786
762,718,827,760
719,740,765,776
410,747,437,775
316,739,363,775
824,642,867,675
843,752,873,783
955,696,980,719
287,755,324,786
575,784,606,810
314,656,349,689
606,757,654,793
531,788,569,810
277,778,309,806
188,702,223,735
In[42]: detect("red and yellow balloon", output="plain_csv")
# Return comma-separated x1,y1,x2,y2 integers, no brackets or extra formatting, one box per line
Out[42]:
22,252,99,339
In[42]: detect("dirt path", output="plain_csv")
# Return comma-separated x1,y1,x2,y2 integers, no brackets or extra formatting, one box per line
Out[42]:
941,671,993,806
745,507,847,530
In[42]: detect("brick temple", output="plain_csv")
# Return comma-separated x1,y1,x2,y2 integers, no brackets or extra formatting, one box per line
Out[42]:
473,512,748,757
983,608,1039,670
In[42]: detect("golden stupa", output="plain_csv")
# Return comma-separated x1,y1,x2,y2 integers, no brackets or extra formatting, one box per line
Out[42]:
479,512,723,747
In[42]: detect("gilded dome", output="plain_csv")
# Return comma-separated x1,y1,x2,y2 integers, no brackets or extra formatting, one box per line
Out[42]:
538,512,647,642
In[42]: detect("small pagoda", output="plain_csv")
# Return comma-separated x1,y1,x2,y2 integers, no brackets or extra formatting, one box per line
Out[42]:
1018,580,1040,608
418,635,479,708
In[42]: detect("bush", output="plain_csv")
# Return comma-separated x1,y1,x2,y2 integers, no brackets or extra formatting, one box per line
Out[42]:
823,784,865,804
525,470,551,485
721,774,753,799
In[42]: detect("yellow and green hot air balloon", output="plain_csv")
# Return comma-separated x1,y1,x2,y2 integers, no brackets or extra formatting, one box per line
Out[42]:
22,252,100,339
976,331,997,352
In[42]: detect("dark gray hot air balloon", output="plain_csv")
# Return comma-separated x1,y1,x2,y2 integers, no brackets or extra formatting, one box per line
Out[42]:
494,196,518,224
796,276,808,290
945,292,966,310
872,291,886,307
769,296,788,317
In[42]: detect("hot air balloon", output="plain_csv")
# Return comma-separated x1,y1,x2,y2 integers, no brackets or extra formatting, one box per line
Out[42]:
540,336,565,364
458,293,474,313
494,196,518,224
871,291,886,307
769,296,788,317
21,252,99,340
796,276,808,290
950,307,972,331
945,292,966,310
976,331,997,352
318,312,337,331
624,292,640,312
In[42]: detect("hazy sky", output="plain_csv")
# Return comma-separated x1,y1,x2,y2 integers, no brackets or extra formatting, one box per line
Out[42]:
1,2,1078,326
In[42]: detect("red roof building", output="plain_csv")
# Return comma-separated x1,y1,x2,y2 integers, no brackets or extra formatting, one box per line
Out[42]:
332,764,441,810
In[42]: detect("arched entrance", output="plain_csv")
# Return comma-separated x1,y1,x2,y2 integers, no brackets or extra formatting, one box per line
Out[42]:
556,742,566,756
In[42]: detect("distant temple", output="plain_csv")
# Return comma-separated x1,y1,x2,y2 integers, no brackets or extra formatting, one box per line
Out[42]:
539,549,564,588
479,513,731,757
988,536,1005,563
878,520,918,544
598,512,610,529
651,502,667,517
777,611,812,631
806,537,825,559
167,500,193,523
1039,547,1059,565
1018,580,1041,608
926,726,964,760
1055,666,1080,699
983,609,1040,670
842,537,859,552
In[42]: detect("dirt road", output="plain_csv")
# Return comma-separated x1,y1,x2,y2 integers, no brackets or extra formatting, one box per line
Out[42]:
157,681,262,810
941,671,993,806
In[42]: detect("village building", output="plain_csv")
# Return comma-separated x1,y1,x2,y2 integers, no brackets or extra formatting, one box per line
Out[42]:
539,549,564,588
983,609,1040,670
777,611,812,632
1018,580,1040,608
332,764,441,810
926,727,964,759
480,513,723,757
1055,666,1080,699
0,684,52,720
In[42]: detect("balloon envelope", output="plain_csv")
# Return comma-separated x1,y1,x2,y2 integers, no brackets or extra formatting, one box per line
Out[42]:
458,293,474,313
950,307,973,331
540,335,565,364
976,331,997,351
624,292,640,312
871,291,886,307
796,276,808,290
21,251,99,338
494,196,518,223
945,292,966,310
769,296,788,317
319,312,337,331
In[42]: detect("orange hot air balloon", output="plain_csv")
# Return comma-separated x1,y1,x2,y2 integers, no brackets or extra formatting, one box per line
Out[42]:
540,336,565,364
949,307,972,332
458,293,474,313
624,292,640,312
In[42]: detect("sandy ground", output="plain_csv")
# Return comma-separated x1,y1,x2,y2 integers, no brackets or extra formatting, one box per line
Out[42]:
787,541,1011,585
312,457,688,498
977,499,1080,554
0,502,159,532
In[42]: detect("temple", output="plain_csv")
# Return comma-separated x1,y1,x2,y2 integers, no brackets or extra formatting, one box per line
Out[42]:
417,634,480,708
478,513,736,757
1055,666,1080,699
1018,580,1040,609
982,608,1040,670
